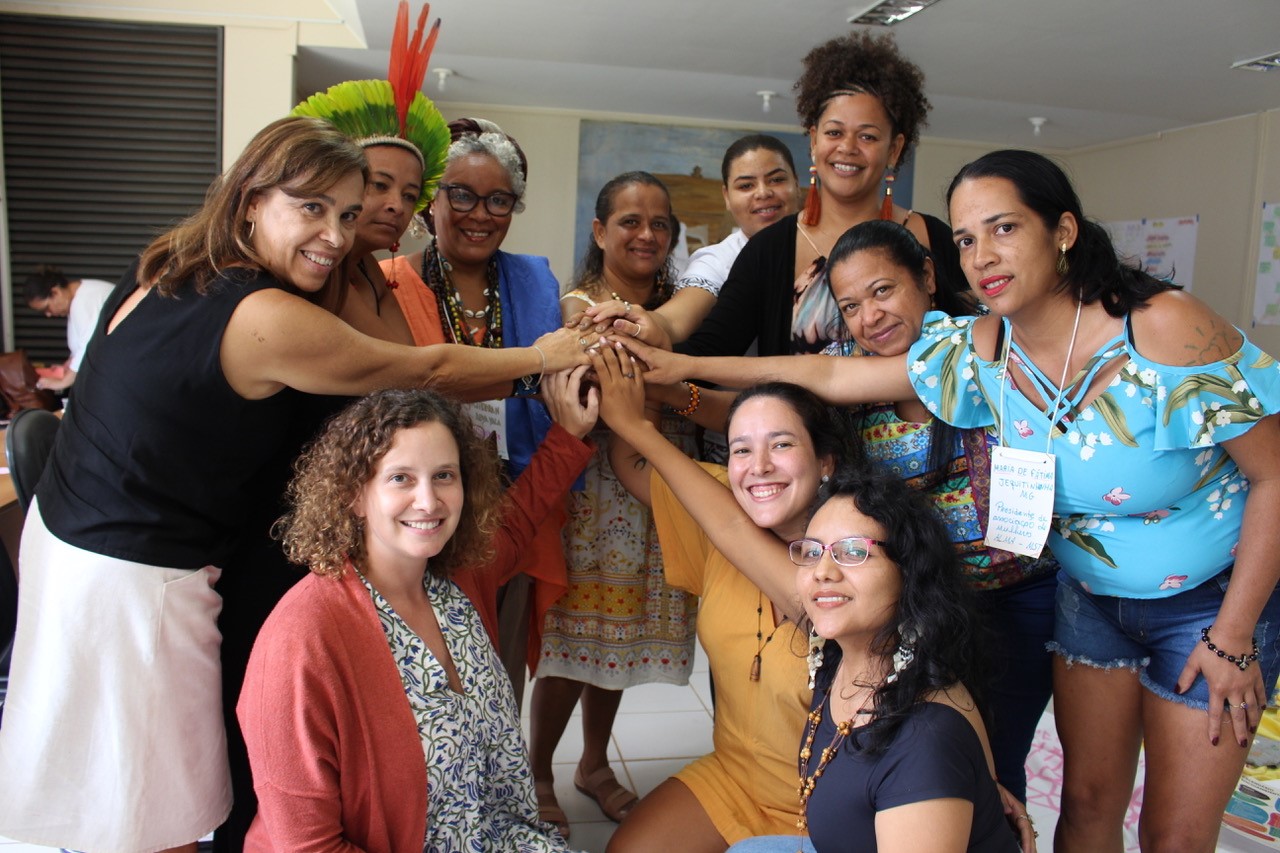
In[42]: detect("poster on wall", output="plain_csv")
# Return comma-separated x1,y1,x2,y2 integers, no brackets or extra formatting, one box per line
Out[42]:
573,120,915,275
1102,216,1198,291
1253,202,1280,327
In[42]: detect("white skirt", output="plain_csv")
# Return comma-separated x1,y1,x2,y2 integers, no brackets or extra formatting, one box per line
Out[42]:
0,500,231,852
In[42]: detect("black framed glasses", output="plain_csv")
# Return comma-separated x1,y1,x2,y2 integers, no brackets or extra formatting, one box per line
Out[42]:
437,183,520,217
788,536,888,568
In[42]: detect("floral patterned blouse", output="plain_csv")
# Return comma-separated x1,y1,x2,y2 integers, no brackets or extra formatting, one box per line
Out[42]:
907,313,1280,599
823,330,1055,591
361,571,570,852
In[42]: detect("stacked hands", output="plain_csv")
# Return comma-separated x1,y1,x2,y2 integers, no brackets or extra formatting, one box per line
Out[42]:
564,300,692,389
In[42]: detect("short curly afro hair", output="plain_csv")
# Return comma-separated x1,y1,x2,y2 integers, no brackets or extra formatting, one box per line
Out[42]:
794,30,931,169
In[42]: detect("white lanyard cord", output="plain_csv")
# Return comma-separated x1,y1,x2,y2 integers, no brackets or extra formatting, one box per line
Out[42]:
997,300,1084,454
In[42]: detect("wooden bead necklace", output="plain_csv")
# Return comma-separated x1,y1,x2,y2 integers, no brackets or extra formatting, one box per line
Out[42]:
796,684,874,836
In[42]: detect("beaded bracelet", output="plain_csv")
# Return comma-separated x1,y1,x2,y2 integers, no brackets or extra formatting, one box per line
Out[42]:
1201,625,1260,671
674,381,701,417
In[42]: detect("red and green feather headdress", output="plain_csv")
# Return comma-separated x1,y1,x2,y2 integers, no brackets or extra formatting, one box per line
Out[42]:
292,2,449,213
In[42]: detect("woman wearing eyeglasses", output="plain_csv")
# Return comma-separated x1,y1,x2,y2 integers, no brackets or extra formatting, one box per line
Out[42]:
382,118,569,698
729,466,1020,853
588,346,851,851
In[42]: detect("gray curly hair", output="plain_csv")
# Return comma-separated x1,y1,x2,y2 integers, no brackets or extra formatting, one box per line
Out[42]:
447,119,527,209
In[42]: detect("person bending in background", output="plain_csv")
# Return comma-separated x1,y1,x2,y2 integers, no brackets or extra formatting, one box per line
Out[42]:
24,264,114,393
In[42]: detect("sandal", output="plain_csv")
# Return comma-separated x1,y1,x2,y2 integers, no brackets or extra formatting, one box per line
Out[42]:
573,764,639,823
535,780,571,841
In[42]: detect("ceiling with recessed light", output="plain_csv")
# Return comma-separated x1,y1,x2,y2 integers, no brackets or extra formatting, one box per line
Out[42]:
296,0,1280,150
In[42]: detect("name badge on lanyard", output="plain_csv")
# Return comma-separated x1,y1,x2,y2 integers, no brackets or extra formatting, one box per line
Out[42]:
985,445,1055,558
464,399,509,460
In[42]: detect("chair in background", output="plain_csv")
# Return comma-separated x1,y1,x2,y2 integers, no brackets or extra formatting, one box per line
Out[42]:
5,406,60,513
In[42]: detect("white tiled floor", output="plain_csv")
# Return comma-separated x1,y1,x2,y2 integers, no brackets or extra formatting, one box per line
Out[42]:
519,642,715,852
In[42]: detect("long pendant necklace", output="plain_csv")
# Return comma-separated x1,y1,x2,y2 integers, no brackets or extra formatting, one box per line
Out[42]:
750,593,788,682
422,242,502,348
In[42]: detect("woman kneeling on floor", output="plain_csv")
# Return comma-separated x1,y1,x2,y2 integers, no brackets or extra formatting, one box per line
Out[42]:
238,382,599,852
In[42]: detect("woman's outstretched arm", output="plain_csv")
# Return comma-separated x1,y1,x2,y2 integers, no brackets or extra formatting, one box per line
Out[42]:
615,336,915,406
593,344,803,621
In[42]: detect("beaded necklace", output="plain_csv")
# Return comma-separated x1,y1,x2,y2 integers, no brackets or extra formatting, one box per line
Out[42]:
422,240,502,347
796,681,875,839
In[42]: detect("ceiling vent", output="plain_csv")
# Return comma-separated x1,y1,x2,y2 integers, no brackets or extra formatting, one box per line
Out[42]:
848,0,943,26
1232,51,1280,72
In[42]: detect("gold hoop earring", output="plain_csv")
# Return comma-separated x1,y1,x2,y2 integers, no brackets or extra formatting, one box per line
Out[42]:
1056,242,1069,276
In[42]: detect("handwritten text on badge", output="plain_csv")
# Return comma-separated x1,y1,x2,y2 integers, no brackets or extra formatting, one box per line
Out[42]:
986,446,1056,558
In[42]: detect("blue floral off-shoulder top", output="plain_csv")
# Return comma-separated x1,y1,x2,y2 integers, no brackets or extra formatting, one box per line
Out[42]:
907,311,1280,599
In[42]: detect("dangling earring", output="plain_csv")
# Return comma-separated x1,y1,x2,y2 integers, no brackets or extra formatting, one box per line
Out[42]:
408,211,428,240
885,624,917,684
246,220,255,240
807,628,825,690
880,169,896,221
801,165,822,227
385,241,401,290
1056,242,1070,276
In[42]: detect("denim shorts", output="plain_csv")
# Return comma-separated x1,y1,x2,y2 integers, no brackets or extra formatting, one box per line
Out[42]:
1049,568,1280,710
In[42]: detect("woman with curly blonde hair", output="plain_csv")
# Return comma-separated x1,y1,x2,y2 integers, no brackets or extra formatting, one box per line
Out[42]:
239,376,599,851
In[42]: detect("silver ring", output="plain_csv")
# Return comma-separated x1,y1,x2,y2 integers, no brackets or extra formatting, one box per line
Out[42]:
578,337,589,347
1240,701,1250,710
623,372,636,379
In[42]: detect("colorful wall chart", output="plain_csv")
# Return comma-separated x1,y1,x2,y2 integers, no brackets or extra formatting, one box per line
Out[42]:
1102,216,1198,291
1253,202,1280,326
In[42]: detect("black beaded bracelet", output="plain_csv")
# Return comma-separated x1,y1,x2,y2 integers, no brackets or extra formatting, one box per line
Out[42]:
1201,625,1260,671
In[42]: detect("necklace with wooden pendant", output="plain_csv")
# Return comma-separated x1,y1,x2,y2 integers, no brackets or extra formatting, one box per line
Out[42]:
750,592,787,681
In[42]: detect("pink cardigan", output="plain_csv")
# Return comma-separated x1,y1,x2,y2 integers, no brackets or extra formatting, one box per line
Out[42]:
240,568,426,852
238,425,592,851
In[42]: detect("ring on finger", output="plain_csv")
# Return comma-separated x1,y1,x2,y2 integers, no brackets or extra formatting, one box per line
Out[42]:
623,372,636,379
578,337,590,347
1240,701,1250,710
623,300,631,312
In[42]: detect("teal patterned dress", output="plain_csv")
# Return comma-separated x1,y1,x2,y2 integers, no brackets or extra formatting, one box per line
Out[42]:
907,312,1280,598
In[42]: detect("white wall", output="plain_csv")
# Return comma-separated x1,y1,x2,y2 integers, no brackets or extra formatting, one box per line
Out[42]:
7,4,1279,353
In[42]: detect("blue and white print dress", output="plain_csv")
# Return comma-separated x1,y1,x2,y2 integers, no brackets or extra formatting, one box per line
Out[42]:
907,312,1280,599
362,571,572,852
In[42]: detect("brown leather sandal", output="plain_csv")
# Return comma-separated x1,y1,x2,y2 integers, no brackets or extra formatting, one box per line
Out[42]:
573,765,639,823
535,780,571,841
